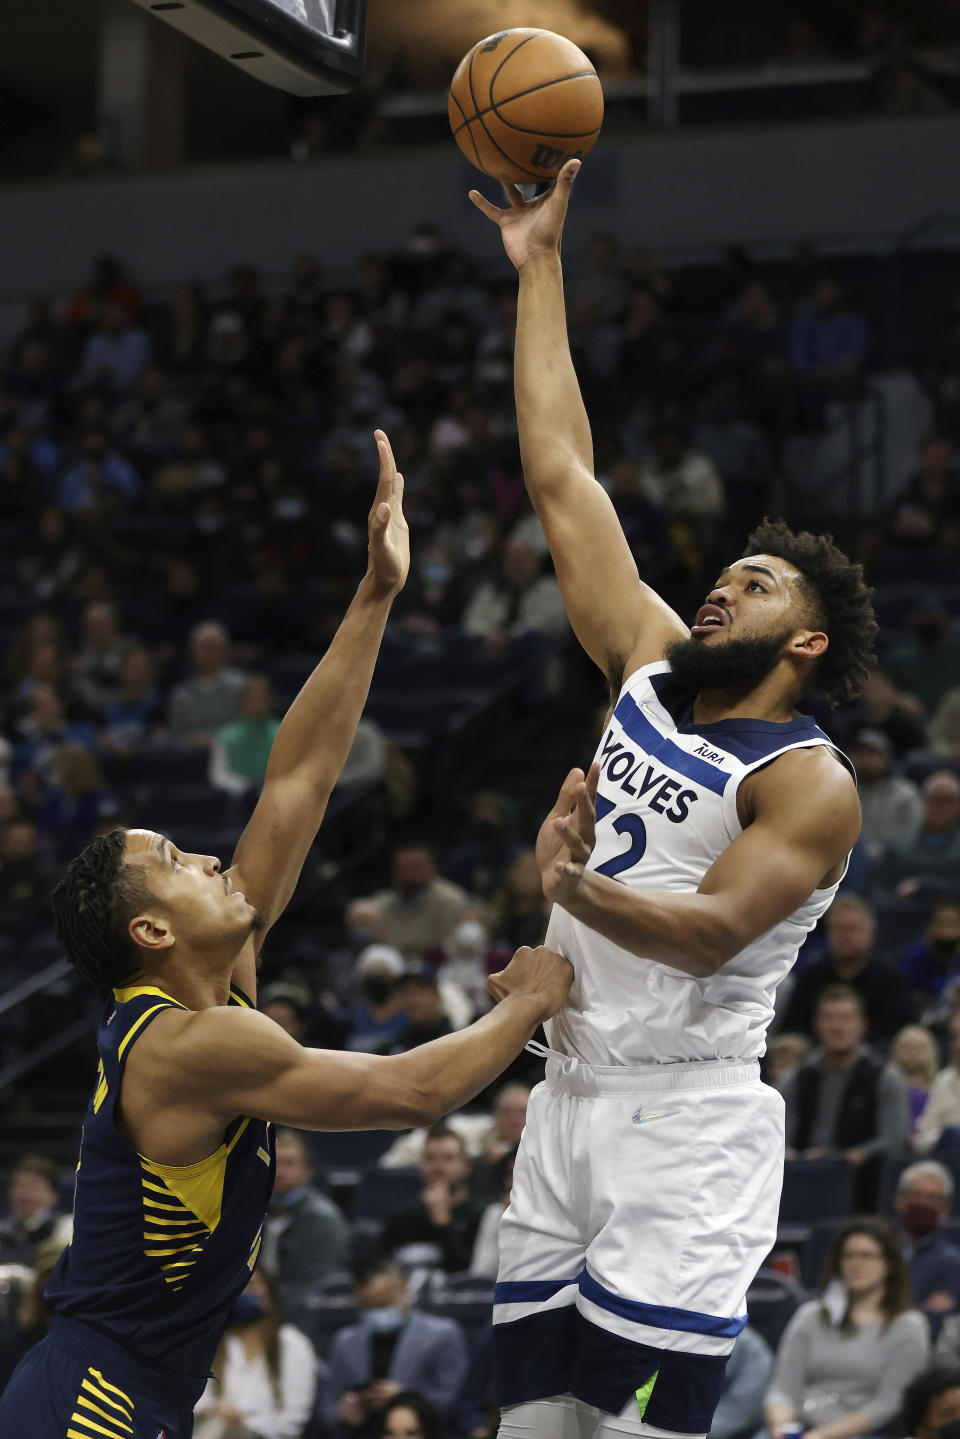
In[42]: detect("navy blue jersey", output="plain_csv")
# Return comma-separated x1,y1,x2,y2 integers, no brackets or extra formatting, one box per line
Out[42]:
45,982,275,1389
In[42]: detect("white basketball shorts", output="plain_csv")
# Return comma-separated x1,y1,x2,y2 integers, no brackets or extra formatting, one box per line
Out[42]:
492,1051,785,1433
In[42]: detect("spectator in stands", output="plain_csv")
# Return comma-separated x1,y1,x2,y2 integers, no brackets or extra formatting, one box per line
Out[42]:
359,843,473,961
782,985,910,1205
0,1154,72,1267
636,418,727,538
380,1125,485,1276
893,1025,941,1138
263,1129,351,1308
780,895,917,1044
888,597,960,717
886,436,960,552
167,620,246,747
916,1012,960,1153
380,1080,530,1175
931,687,960,761
764,1217,929,1437
872,771,960,903
488,850,549,952
13,684,96,790
470,1147,515,1277
436,918,500,1021
194,1266,318,1439
765,1033,813,1089
834,668,929,759
788,272,869,390
387,967,455,1053
900,1364,960,1439
74,299,151,397
894,1161,960,1330
709,1325,774,1439
99,646,162,752
321,1256,468,1433
847,728,924,859
209,673,280,795
377,1390,441,1439
18,507,82,606
346,944,408,1054
37,743,114,861
0,819,55,934
58,425,139,515
0,1232,69,1393
460,536,568,650
902,902,960,1016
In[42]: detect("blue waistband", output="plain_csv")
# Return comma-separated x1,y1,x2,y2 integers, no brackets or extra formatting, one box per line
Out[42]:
48,1316,208,1409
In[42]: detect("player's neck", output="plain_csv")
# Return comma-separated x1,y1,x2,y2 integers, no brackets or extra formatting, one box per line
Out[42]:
691,681,799,727
134,953,234,1011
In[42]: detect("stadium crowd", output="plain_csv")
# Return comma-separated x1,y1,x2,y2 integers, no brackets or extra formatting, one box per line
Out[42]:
1,220,960,1435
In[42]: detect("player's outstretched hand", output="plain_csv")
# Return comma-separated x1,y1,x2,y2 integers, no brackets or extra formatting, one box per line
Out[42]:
468,158,580,273
486,944,573,1022
536,761,598,905
367,428,410,596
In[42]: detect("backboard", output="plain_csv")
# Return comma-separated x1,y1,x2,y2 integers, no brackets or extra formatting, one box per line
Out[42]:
127,0,366,95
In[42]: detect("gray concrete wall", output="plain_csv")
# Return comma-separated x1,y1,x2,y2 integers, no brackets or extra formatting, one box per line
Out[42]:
1,116,957,299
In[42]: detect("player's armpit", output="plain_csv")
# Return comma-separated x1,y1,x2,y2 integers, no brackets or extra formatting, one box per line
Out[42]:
694,750,861,970
535,459,690,683
160,1006,435,1132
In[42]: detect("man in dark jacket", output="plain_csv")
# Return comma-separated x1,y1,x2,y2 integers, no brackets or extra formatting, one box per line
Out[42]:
781,984,910,1207
263,1128,351,1308
380,1124,485,1275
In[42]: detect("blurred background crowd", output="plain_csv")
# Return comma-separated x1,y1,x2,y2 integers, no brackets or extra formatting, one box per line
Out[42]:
3,0,960,1435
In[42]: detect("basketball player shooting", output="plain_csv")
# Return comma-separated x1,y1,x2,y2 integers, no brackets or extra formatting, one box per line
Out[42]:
0,429,573,1439
470,163,877,1437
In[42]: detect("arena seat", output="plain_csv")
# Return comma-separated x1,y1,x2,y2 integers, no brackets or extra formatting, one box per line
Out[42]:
417,1270,495,1347
352,1166,422,1223
779,1157,854,1226
289,1272,358,1359
745,1267,808,1352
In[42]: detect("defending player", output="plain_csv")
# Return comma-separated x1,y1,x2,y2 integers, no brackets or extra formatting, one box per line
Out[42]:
0,429,573,1439
470,164,876,1436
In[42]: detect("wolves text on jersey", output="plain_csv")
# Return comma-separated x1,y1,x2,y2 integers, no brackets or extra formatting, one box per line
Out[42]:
599,729,699,824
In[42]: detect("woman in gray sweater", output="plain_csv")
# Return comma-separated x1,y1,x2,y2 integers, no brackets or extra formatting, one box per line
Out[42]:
765,1217,929,1439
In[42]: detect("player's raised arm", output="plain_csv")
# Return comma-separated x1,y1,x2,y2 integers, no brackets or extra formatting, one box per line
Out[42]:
541,748,861,978
469,161,688,688
156,945,572,1132
226,429,409,982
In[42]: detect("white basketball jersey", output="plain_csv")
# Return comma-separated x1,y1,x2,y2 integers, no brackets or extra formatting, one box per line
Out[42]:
545,660,853,1066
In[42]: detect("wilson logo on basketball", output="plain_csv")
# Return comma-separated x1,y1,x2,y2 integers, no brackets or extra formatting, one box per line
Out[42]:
530,144,584,170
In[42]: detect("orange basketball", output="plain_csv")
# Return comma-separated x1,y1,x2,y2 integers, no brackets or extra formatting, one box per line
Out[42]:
448,28,603,187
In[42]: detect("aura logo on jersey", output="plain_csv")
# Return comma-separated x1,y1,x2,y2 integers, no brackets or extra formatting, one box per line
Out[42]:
598,729,699,824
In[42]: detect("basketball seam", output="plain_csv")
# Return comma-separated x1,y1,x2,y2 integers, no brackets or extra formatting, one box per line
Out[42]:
451,71,600,139
469,43,560,183
448,84,483,169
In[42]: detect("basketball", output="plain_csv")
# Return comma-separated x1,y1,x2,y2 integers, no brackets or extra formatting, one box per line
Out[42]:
448,28,603,187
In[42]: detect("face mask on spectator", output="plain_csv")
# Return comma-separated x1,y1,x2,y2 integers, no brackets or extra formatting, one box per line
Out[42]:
363,1305,404,1334
362,976,392,1006
422,563,451,585
272,1186,306,1210
272,500,307,521
230,1293,267,1326
900,1200,942,1240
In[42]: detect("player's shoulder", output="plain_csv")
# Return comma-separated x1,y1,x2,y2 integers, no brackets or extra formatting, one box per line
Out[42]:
747,742,860,833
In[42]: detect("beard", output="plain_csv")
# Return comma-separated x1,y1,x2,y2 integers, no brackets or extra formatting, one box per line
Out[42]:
665,623,797,694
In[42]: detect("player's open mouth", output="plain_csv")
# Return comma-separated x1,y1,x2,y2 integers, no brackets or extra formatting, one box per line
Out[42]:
691,604,729,635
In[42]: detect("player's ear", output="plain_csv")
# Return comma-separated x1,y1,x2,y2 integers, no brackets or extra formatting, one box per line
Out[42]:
129,913,175,952
789,629,829,661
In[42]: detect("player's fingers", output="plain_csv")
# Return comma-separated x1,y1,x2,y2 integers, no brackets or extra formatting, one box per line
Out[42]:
558,158,582,187
560,819,591,863
468,189,506,222
551,767,585,818
501,181,526,209
373,429,397,498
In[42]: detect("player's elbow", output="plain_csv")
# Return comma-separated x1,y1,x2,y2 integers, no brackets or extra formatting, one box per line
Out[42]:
687,911,741,976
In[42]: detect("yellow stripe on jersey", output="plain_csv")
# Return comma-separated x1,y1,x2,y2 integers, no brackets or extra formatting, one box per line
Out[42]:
117,1005,171,1062
88,1368,133,1407
75,1395,133,1433
113,984,185,1007
229,984,252,1008
79,1378,131,1419
67,1418,130,1439
93,1060,109,1115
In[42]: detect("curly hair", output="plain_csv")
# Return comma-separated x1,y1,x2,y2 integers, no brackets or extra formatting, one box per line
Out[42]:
51,829,153,996
900,1364,960,1436
743,518,877,705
